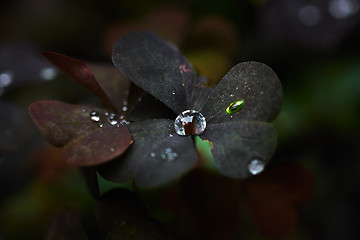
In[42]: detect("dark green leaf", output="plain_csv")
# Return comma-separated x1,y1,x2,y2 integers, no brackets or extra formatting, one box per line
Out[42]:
112,31,207,113
200,62,282,124
42,52,120,112
200,121,277,178
29,100,132,166
98,119,198,188
96,188,172,240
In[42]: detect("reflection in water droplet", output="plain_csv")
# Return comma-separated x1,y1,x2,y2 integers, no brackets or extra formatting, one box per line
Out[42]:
298,5,321,26
0,72,13,87
248,159,265,175
40,67,58,81
226,99,245,114
108,113,118,125
90,111,100,122
161,148,179,161
174,110,206,136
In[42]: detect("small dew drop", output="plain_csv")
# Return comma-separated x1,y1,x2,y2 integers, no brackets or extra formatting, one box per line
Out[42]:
90,111,100,122
104,112,109,116
150,152,156,157
122,106,128,112
172,91,176,95
230,94,235,97
108,113,118,125
161,148,179,161
226,99,245,115
169,134,173,137
181,83,185,86
99,122,104,128
82,108,87,113
248,159,265,175
110,147,115,152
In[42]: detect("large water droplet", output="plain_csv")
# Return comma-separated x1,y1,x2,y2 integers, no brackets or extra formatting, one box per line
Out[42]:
161,148,179,161
226,99,245,114
108,113,118,125
248,159,265,175
174,110,206,136
90,111,100,122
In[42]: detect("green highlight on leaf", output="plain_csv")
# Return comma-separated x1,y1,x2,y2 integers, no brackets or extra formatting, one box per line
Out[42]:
194,136,216,172
226,99,245,114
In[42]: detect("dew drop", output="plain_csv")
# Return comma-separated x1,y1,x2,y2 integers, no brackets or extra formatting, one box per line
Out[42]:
90,111,100,122
82,108,87,113
172,91,176,95
0,72,13,87
230,94,235,97
108,113,118,125
110,147,115,152
99,122,104,128
40,67,57,81
161,148,179,161
226,99,245,115
174,110,206,136
122,106,128,112
248,159,265,175
150,152,156,157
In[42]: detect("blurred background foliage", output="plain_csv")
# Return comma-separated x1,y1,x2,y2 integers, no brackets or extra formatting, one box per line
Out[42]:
0,0,359,239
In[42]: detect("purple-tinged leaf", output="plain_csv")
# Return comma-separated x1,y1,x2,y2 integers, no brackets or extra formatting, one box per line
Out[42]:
88,64,130,113
200,121,277,179
112,31,207,114
29,100,132,166
98,119,198,188
42,51,119,111
200,62,282,124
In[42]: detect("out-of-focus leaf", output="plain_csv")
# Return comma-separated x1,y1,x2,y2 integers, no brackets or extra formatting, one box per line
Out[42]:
0,101,34,154
245,163,315,238
88,64,130,113
200,62,282,124
42,52,119,111
98,119,198,188
177,169,242,240
29,100,132,166
45,208,88,240
200,121,277,179
112,31,207,114
96,188,172,240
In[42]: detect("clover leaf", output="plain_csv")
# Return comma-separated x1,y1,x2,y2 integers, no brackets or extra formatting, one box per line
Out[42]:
98,31,282,188
29,53,133,166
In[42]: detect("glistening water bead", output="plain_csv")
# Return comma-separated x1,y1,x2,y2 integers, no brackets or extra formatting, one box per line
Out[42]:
89,111,100,122
161,148,179,161
248,159,265,175
226,99,245,114
174,110,206,136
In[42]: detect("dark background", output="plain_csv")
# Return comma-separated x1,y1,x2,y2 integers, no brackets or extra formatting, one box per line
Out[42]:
1,0,360,239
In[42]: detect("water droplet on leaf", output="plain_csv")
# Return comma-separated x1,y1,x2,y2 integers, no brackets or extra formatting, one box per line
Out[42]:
110,147,115,152
174,110,206,136
248,159,265,175
226,99,245,114
108,113,118,125
150,152,156,157
99,122,104,128
161,148,179,161
90,111,100,122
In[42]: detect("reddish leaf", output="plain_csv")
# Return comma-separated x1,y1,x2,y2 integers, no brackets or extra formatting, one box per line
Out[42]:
177,169,242,240
245,163,315,238
42,51,119,112
29,100,132,166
